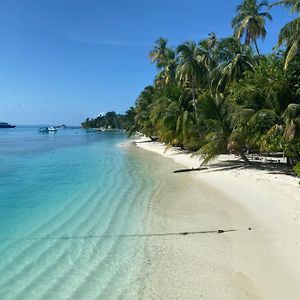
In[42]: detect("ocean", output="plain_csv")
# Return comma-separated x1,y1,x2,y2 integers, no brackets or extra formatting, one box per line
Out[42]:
0,127,160,299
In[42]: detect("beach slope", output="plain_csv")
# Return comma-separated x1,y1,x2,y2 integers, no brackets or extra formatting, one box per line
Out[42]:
135,137,300,300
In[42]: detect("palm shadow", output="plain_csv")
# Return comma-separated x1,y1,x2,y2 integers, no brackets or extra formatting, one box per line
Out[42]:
199,159,296,177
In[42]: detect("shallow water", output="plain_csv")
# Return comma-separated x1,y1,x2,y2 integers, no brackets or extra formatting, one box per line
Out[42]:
0,127,161,300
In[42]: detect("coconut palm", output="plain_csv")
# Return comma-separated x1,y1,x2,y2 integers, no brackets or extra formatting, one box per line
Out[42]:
150,38,178,86
278,17,300,68
131,86,157,138
149,38,168,68
154,49,178,86
213,37,255,90
281,103,300,164
282,103,300,139
270,0,300,12
149,38,173,69
195,94,251,164
232,0,272,55
198,33,218,73
270,1,300,68
176,41,207,121
150,88,196,147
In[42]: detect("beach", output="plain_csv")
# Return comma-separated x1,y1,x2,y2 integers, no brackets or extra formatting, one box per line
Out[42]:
1,127,299,299
133,136,300,299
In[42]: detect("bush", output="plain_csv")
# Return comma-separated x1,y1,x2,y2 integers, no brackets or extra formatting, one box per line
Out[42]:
294,162,300,177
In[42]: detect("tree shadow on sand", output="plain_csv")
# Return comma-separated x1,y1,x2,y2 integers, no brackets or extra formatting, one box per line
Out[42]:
175,158,296,177
209,159,295,176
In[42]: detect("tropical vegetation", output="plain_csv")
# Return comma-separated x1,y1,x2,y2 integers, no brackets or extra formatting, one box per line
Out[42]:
81,111,133,130
124,0,300,168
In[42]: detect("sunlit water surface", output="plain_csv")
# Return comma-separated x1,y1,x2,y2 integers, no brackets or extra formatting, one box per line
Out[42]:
0,127,159,300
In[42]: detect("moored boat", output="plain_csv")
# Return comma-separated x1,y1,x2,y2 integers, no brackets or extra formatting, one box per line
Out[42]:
48,127,57,132
0,122,16,128
38,127,57,133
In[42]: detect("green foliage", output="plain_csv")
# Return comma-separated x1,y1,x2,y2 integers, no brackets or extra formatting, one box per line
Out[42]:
228,54,289,112
126,34,300,165
272,0,300,68
83,0,300,170
81,111,134,130
212,37,255,91
294,162,300,177
231,0,272,55
271,0,300,14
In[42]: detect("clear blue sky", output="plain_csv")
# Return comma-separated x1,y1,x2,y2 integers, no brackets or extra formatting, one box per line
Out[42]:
0,0,293,125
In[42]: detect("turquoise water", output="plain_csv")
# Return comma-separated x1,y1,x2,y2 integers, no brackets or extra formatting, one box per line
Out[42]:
0,127,159,299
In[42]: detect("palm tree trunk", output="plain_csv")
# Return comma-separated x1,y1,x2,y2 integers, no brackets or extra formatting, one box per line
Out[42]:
240,150,251,165
191,77,198,122
254,41,261,57
287,156,291,167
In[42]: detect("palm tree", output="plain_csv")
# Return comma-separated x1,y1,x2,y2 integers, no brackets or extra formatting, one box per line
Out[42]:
270,0,300,12
258,103,300,165
195,94,251,164
131,86,157,138
198,33,218,73
282,103,300,140
278,17,300,69
154,49,178,86
149,38,172,69
176,41,207,121
150,87,196,147
213,37,255,90
232,0,272,55
282,103,300,164
150,38,178,86
270,1,300,68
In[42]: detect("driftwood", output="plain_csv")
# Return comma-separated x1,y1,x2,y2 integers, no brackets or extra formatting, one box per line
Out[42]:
173,167,207,174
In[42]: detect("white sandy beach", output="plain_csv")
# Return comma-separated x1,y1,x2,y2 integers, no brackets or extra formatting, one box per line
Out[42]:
134,137,300,300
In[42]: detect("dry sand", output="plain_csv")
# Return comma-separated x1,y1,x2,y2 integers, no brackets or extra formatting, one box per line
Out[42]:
134,137,300,300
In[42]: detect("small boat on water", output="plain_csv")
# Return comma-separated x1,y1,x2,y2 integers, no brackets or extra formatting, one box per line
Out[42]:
0,122,16,128
48,127,57,132
38,127,57,133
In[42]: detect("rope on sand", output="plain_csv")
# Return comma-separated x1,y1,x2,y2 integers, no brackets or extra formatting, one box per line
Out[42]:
0,229,240,242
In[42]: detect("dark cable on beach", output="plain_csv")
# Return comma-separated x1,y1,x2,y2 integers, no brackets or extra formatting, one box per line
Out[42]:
0,229,237,242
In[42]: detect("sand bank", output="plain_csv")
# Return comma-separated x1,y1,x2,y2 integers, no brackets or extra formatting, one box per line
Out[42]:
134,137,300,300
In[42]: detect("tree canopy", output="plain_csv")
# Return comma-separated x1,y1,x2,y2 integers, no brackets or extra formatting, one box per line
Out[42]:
124,0,300,166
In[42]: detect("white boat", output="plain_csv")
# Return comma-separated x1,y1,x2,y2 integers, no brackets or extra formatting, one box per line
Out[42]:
38,127,57,133
48,127,57,132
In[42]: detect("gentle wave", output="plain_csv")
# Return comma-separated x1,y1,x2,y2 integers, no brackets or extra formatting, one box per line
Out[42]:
0,129,160,300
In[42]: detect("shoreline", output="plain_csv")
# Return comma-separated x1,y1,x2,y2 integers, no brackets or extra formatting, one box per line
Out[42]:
134,136,300,299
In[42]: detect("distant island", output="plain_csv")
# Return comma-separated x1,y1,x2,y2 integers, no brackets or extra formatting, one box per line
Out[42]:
81,111,134,130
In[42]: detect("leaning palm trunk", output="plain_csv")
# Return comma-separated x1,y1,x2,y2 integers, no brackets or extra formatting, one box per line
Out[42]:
228,140,251,164
239,150,251,164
